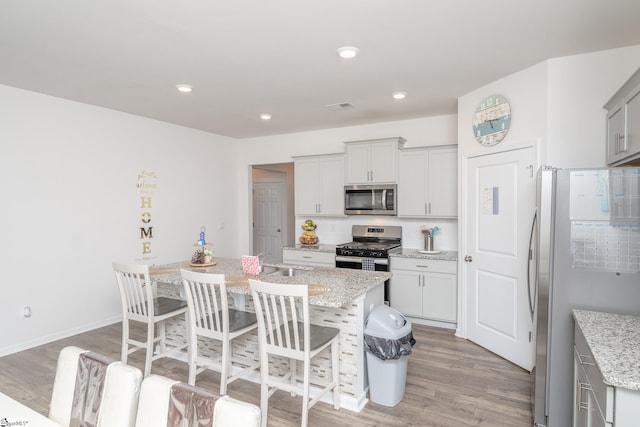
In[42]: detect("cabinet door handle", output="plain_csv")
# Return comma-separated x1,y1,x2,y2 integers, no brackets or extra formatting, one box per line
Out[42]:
577,352,595,366
415,265,430,268
577,380,591,411
616,133,627,154
428,202,432,214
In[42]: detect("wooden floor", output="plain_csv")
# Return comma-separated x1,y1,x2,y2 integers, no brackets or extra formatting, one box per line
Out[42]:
0,323,533,426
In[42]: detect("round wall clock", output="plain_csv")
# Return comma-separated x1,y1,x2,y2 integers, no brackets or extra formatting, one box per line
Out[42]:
472,94,511,146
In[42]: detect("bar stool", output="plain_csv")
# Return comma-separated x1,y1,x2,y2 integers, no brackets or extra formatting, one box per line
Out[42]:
248,279,340,427
180,269,260,394
112,262,188,376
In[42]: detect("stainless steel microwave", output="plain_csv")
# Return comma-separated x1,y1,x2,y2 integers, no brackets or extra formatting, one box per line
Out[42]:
344,184,397,215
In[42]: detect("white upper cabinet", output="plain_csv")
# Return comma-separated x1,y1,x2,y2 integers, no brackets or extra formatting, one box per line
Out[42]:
345,137,405,184
398,146,457,218
605,67,640,166
294,153,345,216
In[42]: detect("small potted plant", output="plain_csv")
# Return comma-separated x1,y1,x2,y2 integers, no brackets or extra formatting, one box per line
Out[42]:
191,243,214,265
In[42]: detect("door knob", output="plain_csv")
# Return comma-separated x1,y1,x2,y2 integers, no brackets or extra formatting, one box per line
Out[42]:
464,255,473,262
277,229,281,232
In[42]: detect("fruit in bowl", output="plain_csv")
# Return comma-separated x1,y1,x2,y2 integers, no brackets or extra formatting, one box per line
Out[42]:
299,230,319,245
302,219,316,231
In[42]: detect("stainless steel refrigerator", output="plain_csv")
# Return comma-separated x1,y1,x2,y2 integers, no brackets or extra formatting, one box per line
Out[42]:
532,166,640,427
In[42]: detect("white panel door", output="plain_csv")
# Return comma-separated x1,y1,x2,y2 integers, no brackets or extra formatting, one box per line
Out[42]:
465,147,536,371
253,181,284,263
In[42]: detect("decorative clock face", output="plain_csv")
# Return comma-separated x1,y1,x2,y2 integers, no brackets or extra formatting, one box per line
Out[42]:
472,95,511,146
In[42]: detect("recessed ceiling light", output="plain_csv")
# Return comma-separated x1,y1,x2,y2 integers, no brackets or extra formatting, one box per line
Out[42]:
260,114,272,120
176,84,193,93
392,91,407,100
337,46,359,59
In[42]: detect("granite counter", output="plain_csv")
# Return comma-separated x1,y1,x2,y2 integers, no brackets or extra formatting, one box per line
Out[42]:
282,244,336,253
573,309,640,391
390,249,458,262
150,258,390,308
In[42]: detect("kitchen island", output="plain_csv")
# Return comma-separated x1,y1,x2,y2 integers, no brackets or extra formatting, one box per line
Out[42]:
150,258,391,412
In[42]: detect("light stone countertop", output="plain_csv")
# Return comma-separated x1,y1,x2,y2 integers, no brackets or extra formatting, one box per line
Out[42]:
282,244,336,253
573,309,640,391
284,244,459,262
390,249,458,262
151,257,390,308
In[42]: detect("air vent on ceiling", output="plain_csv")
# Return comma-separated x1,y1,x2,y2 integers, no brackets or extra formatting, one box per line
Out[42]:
326,102,354,111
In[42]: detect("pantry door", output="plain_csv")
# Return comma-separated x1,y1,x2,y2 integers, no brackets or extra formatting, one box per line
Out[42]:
464,147,536,371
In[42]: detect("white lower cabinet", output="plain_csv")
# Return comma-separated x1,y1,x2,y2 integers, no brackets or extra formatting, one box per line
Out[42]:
574,324,640,427
390,257,457,327
282,248,335,267
574,348,606,427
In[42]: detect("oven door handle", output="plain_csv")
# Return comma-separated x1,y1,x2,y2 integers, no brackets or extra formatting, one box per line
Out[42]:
335,256,389,265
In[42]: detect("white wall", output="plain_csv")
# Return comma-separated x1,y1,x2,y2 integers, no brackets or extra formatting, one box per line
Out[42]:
235,114,459,251
0,85,238,355
457,62,548,163
546,45,640,168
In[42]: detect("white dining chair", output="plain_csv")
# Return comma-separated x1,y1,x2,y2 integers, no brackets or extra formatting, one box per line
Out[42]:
181,269,260,394
135,374,261,427
248,279,340,427
112,262,188,376
49,346,142,427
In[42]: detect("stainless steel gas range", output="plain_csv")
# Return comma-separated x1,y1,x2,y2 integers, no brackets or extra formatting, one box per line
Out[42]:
335,225,402,304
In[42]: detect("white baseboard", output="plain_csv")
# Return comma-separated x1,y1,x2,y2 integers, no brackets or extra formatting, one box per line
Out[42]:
406,316,457,330
0,315,122,357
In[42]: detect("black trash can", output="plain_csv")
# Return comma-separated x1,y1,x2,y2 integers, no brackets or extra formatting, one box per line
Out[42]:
364,305,415,406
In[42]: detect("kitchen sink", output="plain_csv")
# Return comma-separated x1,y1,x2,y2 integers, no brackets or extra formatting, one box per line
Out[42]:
260,265,280,274
260,266,304,277
269,267,302,277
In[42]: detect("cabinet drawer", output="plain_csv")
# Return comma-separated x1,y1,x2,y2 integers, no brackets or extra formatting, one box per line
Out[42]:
390,257,456,273
283,249,335,267
574,326,614,423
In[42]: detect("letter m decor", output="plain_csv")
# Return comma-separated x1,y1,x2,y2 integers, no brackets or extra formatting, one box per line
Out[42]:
140,227,153,239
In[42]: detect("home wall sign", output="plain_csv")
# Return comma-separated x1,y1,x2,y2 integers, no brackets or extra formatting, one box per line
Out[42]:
136,170,157,261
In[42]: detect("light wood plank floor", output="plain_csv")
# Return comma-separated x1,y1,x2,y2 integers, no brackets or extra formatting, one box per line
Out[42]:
0,323,533,426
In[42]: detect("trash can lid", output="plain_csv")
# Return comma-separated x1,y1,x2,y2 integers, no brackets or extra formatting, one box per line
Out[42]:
365,304,412,339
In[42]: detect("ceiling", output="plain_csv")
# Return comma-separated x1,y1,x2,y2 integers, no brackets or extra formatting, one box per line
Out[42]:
2,1,640,139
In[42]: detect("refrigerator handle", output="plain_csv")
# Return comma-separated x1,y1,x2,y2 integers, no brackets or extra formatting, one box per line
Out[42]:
527,210,538,322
